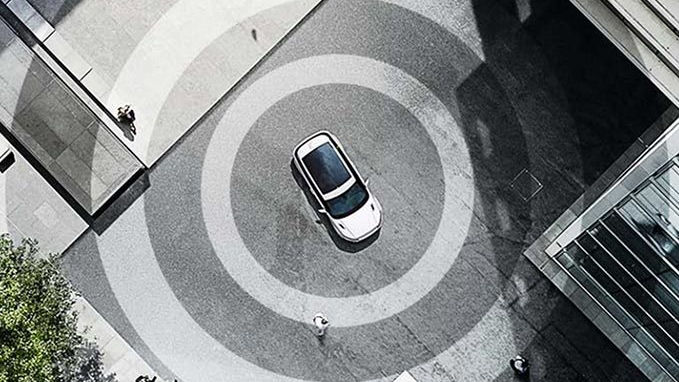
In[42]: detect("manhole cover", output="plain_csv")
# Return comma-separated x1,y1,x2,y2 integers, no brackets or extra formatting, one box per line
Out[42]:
509,168,543,201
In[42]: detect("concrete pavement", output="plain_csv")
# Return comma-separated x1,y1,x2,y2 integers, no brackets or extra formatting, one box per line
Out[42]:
27,0,323,165
59,0,667,381
0,134,85,255
74,297,167,382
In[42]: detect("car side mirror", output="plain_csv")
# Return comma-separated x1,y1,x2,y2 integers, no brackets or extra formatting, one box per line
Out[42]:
365,178,370,186
318,208,327,214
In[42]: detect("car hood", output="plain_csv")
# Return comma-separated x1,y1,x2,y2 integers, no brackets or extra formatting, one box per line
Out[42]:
334,198,382,239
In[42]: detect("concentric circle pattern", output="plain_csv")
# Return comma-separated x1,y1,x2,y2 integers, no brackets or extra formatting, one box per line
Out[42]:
231,84,445,297
88,0,592,381
202,54,475,326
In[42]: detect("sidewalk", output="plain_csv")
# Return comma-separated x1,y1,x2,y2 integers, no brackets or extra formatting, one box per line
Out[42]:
0,134,85,255
74,297,167,382
26,0,323,165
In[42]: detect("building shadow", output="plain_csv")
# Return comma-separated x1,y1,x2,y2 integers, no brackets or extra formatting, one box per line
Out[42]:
91,169,149,235
460,0,665,380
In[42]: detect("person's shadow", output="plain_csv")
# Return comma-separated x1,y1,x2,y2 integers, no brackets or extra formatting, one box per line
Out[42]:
116,120,136,141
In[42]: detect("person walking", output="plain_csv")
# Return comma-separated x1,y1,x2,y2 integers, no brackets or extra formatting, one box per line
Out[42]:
313,313,329,337
135,376,156,382
509,354,529,376
117,104,137,134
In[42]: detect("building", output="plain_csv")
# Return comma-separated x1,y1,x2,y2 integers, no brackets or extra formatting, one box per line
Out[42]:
525,2,679,381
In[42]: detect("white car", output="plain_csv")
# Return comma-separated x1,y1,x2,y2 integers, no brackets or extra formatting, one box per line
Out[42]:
293,131,382,242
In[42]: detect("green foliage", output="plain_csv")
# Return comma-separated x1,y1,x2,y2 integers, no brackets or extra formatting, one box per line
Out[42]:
0,235,113,382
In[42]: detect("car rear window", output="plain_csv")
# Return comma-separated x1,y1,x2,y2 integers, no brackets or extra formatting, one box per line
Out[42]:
302,142,351,194
326,182,368,218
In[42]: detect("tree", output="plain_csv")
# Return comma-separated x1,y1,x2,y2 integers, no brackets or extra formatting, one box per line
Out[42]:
0,235,114,382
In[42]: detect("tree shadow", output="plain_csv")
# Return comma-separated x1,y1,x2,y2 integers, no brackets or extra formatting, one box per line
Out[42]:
61,338,116,382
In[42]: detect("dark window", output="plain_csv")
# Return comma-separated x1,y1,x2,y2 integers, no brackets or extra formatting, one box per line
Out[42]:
604,212,673,278
619,201,679,266
302,142,351,194
595,223,679,319
579,233,679,340
326,182,368,218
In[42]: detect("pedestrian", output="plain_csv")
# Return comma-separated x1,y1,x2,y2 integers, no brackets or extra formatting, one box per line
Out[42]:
135,376,156,382
117,104,137,134
313,313,329,337
509,354,529,375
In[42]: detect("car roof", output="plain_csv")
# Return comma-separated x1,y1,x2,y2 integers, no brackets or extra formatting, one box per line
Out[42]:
295,132,356,199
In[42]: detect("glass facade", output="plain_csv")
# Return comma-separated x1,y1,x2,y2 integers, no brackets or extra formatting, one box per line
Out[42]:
556,160,679,377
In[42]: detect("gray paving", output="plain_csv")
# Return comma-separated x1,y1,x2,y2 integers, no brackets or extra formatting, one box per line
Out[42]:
27,0,176,81
59,0,670,381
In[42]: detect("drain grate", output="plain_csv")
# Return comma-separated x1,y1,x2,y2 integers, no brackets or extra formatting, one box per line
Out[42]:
509,168,543,201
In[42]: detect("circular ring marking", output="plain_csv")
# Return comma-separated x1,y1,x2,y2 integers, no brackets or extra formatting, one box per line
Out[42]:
93,0,547,379
107,0,305,164
96,202,522,381
201,54,475,327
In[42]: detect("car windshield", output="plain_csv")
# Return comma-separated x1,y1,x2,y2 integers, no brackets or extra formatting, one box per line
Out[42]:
302,142,351,194
326,182,368,218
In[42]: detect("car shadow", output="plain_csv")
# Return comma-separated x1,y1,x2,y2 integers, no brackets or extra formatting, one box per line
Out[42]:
289,160,380,253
